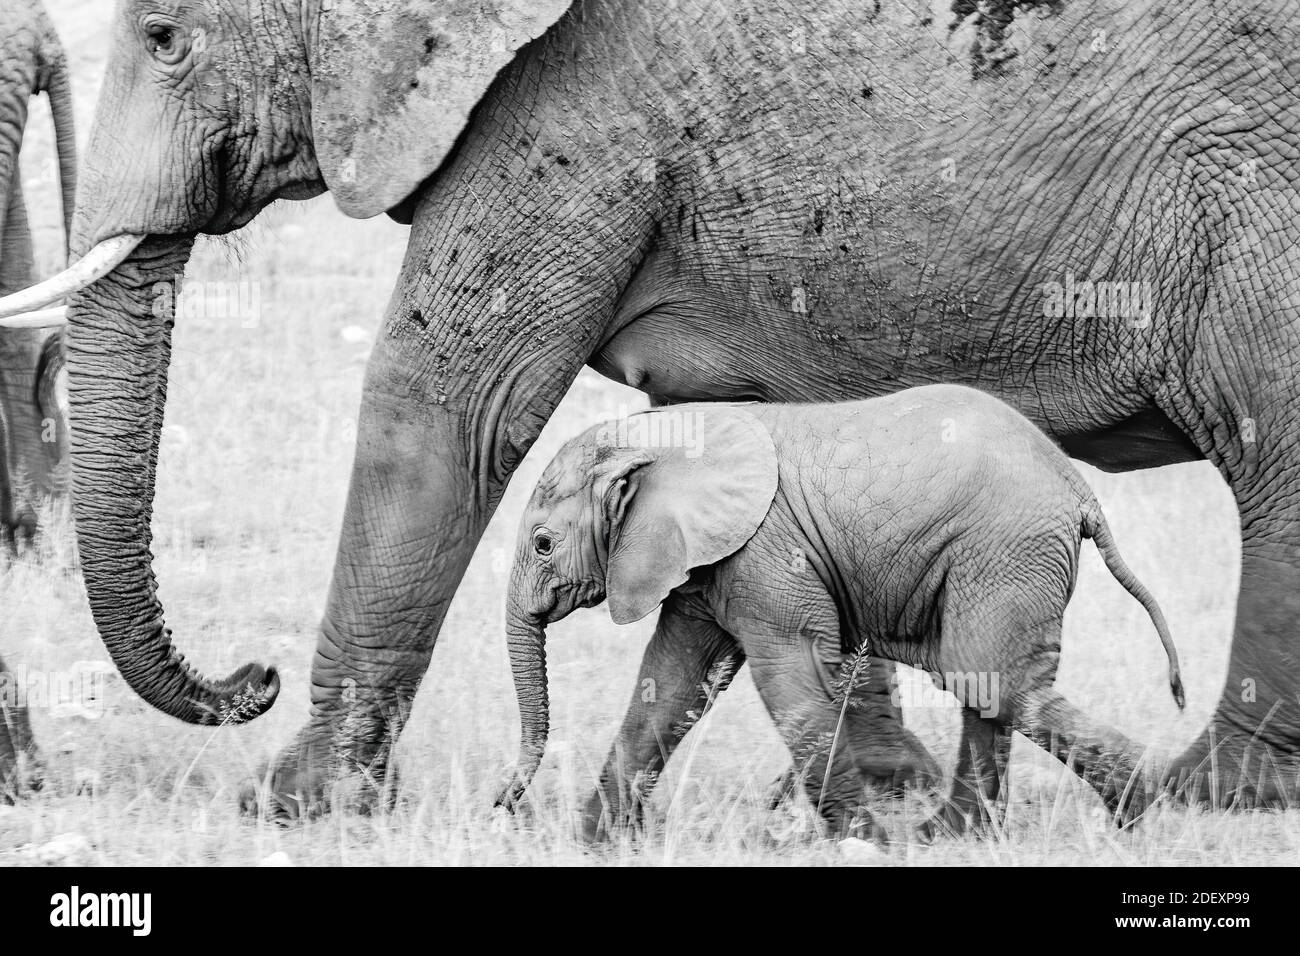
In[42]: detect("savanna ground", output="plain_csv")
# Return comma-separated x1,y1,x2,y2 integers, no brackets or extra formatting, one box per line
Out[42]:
1,0,1296,866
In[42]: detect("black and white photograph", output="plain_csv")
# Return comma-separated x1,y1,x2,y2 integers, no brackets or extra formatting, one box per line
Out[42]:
0,0,1290,898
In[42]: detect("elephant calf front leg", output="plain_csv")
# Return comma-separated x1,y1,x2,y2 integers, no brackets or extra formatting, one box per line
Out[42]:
750,656,883,841
918,707,1011,841
839,657,941,794
767,655,941,807
582,594,742,844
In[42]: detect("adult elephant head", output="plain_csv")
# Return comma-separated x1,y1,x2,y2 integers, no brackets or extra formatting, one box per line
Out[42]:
0,0,572,727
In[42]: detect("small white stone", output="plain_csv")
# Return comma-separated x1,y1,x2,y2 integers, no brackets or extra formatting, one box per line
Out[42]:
838,836,887,866
489,805,516,835
26,832,93,865
49,702,103,721
766,804,814,844
339,325,371,344
258,851,294,867
74,768,103,795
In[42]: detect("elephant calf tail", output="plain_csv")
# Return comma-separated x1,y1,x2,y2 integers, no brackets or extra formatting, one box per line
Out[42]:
1081,501,1185,710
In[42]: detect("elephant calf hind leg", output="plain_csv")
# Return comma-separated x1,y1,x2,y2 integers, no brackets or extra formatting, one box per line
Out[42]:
1011,688,1151,825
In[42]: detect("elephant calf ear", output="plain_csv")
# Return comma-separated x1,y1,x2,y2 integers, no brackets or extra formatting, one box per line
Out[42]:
606,407,779,625
312,0,573,220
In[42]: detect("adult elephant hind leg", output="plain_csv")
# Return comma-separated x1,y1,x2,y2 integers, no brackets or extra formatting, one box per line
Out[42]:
1168,484,1300,802
581,594,742,845
1156,203,1300,805
1164,538,1300,806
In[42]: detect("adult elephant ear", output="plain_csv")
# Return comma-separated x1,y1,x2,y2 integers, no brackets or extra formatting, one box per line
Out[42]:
603,407,779,625
312,0,574,219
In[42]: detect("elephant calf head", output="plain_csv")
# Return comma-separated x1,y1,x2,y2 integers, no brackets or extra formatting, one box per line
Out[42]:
497,406,777,808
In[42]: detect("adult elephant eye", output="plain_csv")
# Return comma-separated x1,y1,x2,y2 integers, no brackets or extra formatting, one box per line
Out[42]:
533,533,554,557
147,26,173,53
146,23,187,64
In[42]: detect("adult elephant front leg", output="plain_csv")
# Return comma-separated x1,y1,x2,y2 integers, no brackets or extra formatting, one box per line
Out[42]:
254,114,659,819
254,314,614,820
251,355,593,816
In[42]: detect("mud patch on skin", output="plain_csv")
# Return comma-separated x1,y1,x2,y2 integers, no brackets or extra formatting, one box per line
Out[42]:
951,0,1065,78
372,11,449,117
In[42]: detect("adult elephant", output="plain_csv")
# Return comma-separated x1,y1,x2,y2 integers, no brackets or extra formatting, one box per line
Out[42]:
0,0,75,546
1,0,1296,816
0,0,75,799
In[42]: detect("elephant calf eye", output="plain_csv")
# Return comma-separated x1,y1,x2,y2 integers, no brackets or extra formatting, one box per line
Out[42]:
533,534,554,556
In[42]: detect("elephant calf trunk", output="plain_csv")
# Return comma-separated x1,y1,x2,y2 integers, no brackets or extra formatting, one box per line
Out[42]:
497,611,550,811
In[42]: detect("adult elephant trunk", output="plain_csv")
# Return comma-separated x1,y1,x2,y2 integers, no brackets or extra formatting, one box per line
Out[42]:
498,595,551,810
65,235,279,724
27,45,76,486
44,46,75,256
0,45,29,293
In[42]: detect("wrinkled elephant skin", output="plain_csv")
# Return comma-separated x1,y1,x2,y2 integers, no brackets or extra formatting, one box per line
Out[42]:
15,0,1300,815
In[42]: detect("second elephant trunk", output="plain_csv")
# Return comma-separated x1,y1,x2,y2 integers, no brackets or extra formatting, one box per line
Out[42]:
501,598,550,808
67,236,278,724
43,41,76,256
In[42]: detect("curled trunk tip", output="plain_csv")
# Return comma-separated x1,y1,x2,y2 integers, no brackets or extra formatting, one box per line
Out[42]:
193,663,281,725
69,236,279,726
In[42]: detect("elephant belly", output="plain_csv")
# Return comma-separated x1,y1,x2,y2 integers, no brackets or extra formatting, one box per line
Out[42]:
589,306,1201,474
1058,404,1203,471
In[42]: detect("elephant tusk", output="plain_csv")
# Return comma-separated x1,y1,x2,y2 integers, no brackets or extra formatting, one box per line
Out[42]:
0,307,68,330
0,234,146,320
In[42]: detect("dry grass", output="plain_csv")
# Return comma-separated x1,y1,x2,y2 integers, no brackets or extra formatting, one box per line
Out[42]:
1,0,1294,866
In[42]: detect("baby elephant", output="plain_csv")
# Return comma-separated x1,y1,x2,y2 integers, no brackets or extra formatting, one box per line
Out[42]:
497,385,1183,842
